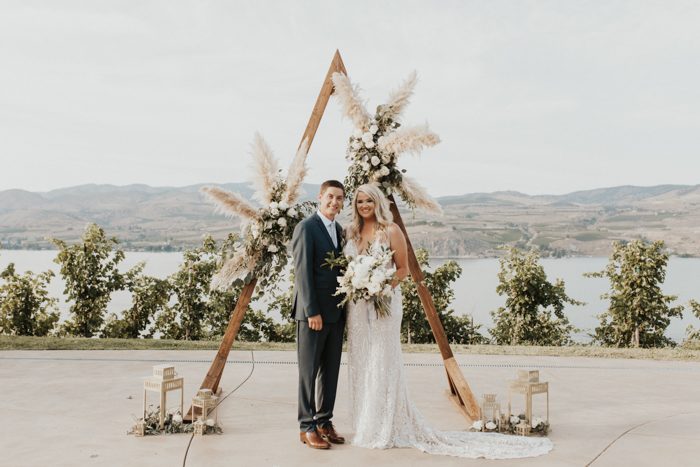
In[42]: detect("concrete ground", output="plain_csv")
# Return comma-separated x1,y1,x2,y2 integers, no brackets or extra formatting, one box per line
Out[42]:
1,350,699,467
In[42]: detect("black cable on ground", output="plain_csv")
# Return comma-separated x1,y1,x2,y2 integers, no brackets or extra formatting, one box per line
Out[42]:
182,350,256,467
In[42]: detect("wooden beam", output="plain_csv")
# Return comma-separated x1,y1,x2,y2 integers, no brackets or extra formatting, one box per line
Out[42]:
184,278,256,421
298,50,347,150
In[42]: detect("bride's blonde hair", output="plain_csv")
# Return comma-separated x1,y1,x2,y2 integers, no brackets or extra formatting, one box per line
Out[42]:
348,183,394,241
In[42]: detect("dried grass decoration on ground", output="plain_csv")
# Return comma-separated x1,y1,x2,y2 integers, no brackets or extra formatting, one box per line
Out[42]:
201,134,315,293
331,71,442,213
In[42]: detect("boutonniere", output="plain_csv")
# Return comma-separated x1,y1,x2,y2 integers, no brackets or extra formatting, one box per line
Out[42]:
339,230,346,249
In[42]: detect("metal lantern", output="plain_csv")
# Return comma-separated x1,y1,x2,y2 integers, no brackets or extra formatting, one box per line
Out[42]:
191,388,219,430
193,419,206,436
480,393,501,430
507,369,549,435
133,420,146,437
515,421,531,436
143,364,184,429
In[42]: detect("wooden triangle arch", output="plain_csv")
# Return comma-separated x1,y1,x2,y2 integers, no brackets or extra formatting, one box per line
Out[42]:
185,50,480,422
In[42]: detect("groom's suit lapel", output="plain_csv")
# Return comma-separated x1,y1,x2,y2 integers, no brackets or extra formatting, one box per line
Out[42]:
335,222,344,252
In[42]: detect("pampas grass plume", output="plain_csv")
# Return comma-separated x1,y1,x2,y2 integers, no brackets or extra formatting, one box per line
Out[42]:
201,186,258,220
250,133,279,205
331,72,370,130
285,138,310,204
378,124,440,157
401,176,443,214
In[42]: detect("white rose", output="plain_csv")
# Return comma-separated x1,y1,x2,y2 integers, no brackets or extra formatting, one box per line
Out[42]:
367,283,381,295
267,244,279,253
277,217,287,227
362,132,373,143
369,124,378,134
351,140,362,150
485,421,497,430
278,201,288,210
371,156,381,166
353,128,363,138
379,166,390,177
365,140,375,149
361,162,370,171
172,414,183,424
205,418,215,427
531,417,544,429
269,201,278,209
471,420,484,431
270,208,280,217
287,208,297,217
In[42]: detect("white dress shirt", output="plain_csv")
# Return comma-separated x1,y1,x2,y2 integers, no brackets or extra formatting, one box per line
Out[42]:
317,210,338,248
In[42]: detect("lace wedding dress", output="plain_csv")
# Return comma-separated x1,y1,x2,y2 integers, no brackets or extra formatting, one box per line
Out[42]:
344,236,553,459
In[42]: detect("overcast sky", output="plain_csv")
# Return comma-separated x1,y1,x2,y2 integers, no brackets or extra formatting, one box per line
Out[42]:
1,0,699,196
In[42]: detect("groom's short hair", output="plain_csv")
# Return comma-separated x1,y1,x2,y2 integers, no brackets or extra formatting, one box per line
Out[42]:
320,180,345,195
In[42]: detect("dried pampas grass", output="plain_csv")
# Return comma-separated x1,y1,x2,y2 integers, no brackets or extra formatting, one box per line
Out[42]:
200,186,258,220
383,71,417,121
401,176,443,214
211,250,256,291
331,72,370,130
378,124,440,156
284,138,310,205
250,133,279,205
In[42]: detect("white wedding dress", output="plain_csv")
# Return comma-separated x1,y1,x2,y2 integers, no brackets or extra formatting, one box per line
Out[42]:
344,237,553,459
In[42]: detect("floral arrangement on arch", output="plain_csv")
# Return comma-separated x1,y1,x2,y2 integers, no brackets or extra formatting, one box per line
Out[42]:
331,71,442,213
201,134,315,292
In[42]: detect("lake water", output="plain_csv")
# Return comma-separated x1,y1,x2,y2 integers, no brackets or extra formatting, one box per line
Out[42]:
1,250,698,343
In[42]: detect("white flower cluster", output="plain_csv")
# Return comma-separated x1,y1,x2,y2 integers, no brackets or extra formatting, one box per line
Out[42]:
250,198,302,253
336,243,396,318
471,420,498,431
531,417,545,429
345,118,399,196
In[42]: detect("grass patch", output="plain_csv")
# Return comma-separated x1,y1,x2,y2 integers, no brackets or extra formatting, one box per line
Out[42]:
495,229,522,242
573,231,607,241
0,335,294,351
2,336,699,361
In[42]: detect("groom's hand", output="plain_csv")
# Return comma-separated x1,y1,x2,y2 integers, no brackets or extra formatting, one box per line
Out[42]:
308,315,323,331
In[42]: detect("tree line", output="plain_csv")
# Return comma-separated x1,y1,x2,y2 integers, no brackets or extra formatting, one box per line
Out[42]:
1,223,698,348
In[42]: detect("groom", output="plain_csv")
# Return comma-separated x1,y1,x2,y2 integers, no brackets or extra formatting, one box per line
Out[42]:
291,180,346,450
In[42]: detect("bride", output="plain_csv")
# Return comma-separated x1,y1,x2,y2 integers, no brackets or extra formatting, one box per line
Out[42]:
343,183,553,459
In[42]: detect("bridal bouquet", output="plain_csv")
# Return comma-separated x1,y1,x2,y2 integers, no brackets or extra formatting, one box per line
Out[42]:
335,243,396,318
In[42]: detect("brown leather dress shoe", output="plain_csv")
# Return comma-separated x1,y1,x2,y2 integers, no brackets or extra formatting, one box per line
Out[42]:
299,430,331,449
317,424,345,444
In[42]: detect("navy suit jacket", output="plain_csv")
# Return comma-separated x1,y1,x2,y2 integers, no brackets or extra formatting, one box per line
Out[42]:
291,213,345,323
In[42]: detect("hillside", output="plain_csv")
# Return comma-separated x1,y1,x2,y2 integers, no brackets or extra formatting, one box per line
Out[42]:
1,183,699,257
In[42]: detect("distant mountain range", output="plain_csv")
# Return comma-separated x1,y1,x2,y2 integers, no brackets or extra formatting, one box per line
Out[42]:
2,183,699,257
